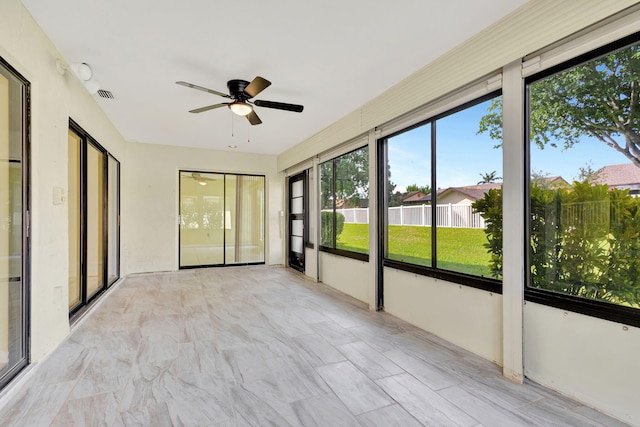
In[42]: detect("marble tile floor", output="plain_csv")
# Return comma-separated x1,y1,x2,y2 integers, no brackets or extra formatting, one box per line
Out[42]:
0,266,629,426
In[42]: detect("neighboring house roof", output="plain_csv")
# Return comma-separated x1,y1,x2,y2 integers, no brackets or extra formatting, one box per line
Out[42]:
543,176,570,187
594,163,640,189
438,183,502,202
418,183,501,203
402,191,427,203
531,175,570,189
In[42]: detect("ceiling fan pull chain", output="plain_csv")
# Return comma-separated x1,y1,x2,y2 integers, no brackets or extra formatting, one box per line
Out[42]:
231,111,234,137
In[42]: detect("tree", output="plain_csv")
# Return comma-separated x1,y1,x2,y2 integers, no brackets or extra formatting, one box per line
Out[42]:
478,43,640,167
387,191,405,208
321,148,369,209
477,171,501,185
406,183,431,194
575,161,602,184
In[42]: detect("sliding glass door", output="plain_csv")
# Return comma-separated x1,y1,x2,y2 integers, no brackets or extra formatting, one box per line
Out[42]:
179,171,265,268
0,57,29,391
68,121,120,317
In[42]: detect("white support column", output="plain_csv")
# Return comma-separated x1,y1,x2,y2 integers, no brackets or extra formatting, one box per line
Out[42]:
367,129,379,311
502,59,525,383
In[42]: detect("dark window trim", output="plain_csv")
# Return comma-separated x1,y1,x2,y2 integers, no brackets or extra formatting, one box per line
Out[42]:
383,259,502,293
379,91,503,295
319,246,369,262
524,32,640,326
178,170,266,270
107,154,121,287
303,169,314,249
525,288,640,328
319,145,371,260
376,138,387,309
0,55,31,392
180,262,265,270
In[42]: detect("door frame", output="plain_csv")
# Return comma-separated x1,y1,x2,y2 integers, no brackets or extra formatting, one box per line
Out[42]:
288,171,307,273
0,55,31,391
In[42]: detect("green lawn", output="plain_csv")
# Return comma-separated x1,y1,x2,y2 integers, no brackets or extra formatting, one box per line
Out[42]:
336,223,493,278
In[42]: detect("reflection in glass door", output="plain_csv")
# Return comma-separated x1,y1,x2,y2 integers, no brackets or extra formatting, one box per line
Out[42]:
0,57,29,391
107,155,120,286
86,142,104,299
180,171,225,267
179,171,265,268
68,129,81,311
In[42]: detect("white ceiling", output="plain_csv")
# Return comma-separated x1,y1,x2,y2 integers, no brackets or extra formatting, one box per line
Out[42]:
23,0,528,155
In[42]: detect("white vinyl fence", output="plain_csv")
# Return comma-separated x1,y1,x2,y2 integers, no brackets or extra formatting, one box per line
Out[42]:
329,204,486,228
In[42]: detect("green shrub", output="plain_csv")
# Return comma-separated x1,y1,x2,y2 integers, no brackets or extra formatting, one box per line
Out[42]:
321,211,345,246
473,182,640,307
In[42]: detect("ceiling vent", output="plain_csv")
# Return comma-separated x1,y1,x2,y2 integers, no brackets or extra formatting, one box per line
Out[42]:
97,89,114,99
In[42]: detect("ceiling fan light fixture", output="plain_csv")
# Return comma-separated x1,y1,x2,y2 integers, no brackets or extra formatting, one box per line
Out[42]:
198,180,207,186
229,101,252,116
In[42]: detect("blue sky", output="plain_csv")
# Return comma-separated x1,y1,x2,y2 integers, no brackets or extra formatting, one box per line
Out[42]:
388,98,630,192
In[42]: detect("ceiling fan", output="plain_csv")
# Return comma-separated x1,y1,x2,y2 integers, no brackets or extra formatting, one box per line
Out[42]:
182,172,217,186
176,76,304,125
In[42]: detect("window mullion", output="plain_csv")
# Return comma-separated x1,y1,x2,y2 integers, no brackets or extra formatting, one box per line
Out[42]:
431,121,437,269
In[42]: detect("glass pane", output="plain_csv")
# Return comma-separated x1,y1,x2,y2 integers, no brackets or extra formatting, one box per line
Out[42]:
335,147,369,254
307,169,315,244
292,219,303,237
292,180,303,198
386,123,431,266
291,197,303,214
436,97,501,277
527,41,640,309
224,175,237,263
86,143,104,298
107,156,119,286
179,171,224,267
291,236,303,254
0,62,26,383
320,161,334,247
68,130,81,308
228,175,265,264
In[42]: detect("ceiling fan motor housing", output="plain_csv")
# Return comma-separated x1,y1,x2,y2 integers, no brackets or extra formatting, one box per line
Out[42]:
227,79,251,100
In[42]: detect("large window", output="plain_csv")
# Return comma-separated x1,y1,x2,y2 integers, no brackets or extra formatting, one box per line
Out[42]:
526,35,640,325
68,121,120,317
382,93,502,290
320,146,369,259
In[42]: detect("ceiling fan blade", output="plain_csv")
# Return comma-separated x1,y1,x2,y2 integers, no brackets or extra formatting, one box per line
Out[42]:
176,81,230,98
246,110,262,125
244,76,271,98
253,99,304,113
189,103,228,113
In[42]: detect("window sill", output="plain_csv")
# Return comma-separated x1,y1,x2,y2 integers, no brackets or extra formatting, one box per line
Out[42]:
525,288,640,328
319,246,369,262
383,258,502,294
